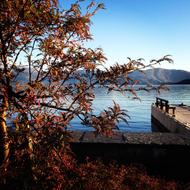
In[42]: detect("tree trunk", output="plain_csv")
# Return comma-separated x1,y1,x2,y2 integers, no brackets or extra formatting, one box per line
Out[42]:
0,97,9,167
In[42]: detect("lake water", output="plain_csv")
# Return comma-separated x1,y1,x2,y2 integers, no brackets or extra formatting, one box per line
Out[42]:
70,85,190,132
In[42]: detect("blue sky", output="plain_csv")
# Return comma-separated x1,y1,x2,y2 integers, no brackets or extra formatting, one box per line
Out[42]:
62,0,190,71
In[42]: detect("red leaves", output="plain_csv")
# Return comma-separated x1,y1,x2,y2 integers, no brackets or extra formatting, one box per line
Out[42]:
65,160,180,190
82,101,129,136
0,0,173,140
0,0,175,188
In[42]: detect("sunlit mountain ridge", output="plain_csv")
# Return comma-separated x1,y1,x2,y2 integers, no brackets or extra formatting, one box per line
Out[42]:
129,68,190,84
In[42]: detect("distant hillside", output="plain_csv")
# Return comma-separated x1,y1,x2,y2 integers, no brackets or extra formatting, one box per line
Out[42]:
175,79,190,84
129,68,190,84
12,67,190,85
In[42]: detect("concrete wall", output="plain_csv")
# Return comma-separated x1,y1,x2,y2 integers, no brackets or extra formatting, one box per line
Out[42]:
71,142,190,181
70,131,190,181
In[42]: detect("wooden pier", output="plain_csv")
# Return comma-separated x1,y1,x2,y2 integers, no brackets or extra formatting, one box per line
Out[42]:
151,97,190,135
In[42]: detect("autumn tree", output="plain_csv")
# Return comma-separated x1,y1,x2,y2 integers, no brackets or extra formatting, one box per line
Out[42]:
0,0,172,188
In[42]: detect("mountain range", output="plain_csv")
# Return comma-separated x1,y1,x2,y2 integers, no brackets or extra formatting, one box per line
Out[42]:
13,68,190,85
129,68,190,84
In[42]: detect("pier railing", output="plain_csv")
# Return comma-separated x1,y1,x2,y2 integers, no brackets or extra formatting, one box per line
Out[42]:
155,97,176,116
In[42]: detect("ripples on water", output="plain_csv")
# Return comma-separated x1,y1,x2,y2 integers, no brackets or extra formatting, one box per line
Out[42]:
70,85,190,132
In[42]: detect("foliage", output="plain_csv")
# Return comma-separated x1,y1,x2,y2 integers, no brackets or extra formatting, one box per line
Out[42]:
1,158,186,190
74,160,182,190
0,0,173,188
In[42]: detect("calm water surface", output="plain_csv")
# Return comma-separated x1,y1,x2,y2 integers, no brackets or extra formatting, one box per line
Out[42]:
70,85,190,132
